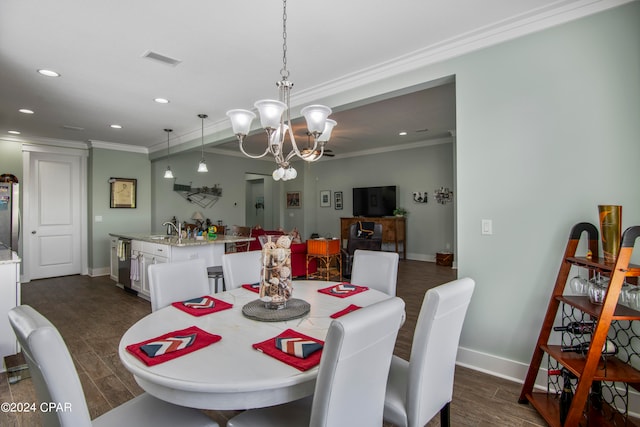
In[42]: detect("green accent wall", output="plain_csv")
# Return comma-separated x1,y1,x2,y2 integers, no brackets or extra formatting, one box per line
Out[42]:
89,148,151,270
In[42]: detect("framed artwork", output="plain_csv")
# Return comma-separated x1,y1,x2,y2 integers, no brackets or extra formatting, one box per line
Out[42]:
109,177,137,208
286,191,301,208
334,191,343,210
320,190,331,207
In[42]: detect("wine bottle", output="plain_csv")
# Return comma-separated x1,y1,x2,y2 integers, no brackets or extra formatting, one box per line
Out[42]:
559,369,574,425
590,380,602,410
561,339,618,356
553,321,596,335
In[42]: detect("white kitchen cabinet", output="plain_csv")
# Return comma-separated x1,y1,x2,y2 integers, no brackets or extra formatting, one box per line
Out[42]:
0,250,21,364
108,233,251,301
141,252,168,297
131,241,170,300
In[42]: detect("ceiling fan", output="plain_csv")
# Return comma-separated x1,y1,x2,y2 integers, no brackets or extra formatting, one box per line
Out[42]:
299,131,335,159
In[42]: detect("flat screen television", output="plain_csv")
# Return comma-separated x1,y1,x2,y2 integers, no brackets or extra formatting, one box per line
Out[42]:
352,186,397,217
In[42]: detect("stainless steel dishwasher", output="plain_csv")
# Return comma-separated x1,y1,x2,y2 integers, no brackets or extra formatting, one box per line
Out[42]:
117,238,136,294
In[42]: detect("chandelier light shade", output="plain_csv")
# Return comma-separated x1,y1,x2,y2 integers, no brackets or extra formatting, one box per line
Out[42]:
226,0,337,181
227,109,256,136
254,100,287,130
197,114,208,173
163,128,174,179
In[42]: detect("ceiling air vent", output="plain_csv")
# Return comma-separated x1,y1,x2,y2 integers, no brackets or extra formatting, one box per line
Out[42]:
142,50,182,67
62,125,84,131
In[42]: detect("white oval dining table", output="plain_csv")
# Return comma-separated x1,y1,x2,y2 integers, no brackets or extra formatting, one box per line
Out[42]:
118,280,391,410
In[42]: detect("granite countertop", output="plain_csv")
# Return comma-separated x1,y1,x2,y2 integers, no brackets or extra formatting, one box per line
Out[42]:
0,244,20,264
109,232,254,247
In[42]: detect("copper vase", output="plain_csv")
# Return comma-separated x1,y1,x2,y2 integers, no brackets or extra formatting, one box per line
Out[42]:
598,205,622,263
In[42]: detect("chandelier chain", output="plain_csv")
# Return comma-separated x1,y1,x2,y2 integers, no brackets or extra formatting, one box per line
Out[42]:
280,0,289,80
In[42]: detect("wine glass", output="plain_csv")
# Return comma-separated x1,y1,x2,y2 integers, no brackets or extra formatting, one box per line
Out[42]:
625,286,640,309
588,273,608,304
570,271,589,295
619,281,633,305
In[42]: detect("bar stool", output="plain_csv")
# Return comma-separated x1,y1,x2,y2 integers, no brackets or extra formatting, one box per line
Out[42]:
207,266,225,293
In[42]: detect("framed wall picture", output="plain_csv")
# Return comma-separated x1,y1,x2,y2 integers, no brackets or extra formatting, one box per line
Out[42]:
334,191,343,210
320,190,331,207
286,191,301,208
109,177,137,208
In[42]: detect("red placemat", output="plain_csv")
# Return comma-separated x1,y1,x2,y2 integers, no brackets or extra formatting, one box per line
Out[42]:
126,326,221,366
318,283,368,298
241,283,261,293
330,304,362,318
171,296,233,316
253,329,324,371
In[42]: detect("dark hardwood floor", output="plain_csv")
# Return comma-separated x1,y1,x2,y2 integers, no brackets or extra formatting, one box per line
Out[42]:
1,260,546,426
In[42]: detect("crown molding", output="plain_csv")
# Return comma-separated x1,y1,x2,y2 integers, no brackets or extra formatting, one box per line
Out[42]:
290,0,633,106
7,135,90,151
89,140,149,154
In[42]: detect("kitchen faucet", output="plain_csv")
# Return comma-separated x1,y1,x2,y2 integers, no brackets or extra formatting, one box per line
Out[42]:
162,221,182,244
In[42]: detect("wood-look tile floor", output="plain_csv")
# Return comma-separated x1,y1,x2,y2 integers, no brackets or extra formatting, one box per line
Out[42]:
0,260,546,426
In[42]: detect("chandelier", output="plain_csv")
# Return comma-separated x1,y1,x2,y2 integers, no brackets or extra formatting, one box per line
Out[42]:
226,0,337,181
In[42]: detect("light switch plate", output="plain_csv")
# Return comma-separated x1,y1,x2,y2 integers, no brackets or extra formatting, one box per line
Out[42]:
481,219,492,235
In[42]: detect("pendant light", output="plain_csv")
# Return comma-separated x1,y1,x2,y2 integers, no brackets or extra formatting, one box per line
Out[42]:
197,114,208,173
163,128,174,179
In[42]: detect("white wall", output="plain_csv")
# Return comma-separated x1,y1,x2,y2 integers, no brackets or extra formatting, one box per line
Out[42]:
150,151,276,232
454,3,640,369
302,141,454,260
291,2,640,380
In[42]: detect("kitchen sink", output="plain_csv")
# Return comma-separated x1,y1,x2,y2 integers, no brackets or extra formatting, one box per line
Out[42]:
149,235,170,240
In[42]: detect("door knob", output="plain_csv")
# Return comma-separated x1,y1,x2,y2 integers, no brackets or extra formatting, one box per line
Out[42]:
31,230,37,234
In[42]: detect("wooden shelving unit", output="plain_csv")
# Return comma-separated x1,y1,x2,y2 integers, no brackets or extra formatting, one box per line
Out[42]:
519,222,640,426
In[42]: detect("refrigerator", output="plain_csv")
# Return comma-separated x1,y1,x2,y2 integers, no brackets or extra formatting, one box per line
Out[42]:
0,181,20,252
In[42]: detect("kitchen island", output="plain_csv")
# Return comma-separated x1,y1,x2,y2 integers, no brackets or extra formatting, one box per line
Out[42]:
0,244,20,365
109,233,254,299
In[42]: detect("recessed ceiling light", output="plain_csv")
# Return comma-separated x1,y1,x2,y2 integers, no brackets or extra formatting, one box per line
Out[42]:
154,98,170,104
110,124,122,129
19,109,34,114
8,130,21,135
399,131,408,136
37,69,60,77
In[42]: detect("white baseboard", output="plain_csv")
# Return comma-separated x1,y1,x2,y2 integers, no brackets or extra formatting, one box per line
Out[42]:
456,345,640,419
89,267,110,277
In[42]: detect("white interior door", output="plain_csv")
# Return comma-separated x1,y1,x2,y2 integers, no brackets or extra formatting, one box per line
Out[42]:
28,151,82,279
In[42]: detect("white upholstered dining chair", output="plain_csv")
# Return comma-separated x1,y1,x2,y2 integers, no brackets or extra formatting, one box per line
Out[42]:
227,296,406,427
221,250,262,290
350,249,399,296
148,258,210,312
8,305,218,427
383,277,475,427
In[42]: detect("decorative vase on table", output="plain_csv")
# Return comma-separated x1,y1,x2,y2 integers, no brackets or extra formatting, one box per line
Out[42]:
598,205,622,263
260,235,293,310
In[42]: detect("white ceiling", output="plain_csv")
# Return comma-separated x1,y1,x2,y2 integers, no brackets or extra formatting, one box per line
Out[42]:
0,0,624,158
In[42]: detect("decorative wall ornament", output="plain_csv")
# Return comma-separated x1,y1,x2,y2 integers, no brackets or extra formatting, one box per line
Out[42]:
173,182,222,208
412,191,427,203
434,187,454,205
